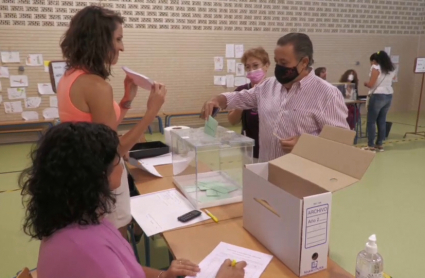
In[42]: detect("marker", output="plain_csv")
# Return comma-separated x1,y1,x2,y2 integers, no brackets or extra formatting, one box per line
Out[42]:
231,260,237,267
204,209,218,223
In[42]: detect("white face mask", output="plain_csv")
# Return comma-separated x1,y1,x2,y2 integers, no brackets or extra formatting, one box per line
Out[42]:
348,74,354,81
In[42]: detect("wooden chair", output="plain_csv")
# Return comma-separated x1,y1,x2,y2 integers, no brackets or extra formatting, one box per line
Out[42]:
16,267,37,278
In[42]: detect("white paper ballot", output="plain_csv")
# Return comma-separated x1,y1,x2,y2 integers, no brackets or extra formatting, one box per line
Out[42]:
43,107,59,119
4,101,23,113
187,242,273,278
25,97,42,108
122,66,153,91
214,76,226,86
22,111,39,121
227,59,236,74
130,189,210,237
37,83,54,95
235,44,244,58
26,54,43,66
226,44,235,58
7,88,26,100
0,67,9,78
384,47,391,55
234,77,248,87
1,51,20,63
236,63,245,76
214,57,224,71
9,75,29,87
391,55,399,63
49,96,58,107
226,75,234,88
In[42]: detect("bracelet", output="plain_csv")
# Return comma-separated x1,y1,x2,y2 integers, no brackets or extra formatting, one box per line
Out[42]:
120,100,132,109
157,271,164,278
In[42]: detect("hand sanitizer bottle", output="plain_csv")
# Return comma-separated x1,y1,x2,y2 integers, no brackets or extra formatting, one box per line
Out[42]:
355,234,384,278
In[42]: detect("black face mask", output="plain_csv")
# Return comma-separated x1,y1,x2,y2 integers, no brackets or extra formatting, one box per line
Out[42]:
274,61,302,85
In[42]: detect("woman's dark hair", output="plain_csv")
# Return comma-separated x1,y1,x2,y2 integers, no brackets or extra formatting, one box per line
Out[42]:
20,122,120,240
370,51,395,74
315,67,326,77
60,6,124,79
340,69,359,90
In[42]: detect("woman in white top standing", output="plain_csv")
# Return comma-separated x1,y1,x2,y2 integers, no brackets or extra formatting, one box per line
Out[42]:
363,51,396,152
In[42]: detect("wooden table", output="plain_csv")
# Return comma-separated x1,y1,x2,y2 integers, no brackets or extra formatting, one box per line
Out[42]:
130,164,353,277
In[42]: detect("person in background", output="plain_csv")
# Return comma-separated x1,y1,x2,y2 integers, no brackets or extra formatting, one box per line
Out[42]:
21,122,247,278
314,67,327,80
227,47,270,162
363,51,396,152
340,69,360,130
201,33,349,162
57,6,166,238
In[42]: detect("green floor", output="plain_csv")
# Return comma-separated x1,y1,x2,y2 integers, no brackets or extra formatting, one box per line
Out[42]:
1,112,424,277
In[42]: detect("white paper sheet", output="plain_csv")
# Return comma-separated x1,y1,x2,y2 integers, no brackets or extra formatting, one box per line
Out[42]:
384,47,391,55
214,57,224,71
391,55,399,63
9,75,29,87
187,242,273,278
226,75,234,88
1,51,20,63
234,77,248,87
214,76,226,86
227,59,236,74
26,54,43,66
44,61,50,72
236,63,245,76
4,101,23,113
130,189,210,237
138,153,172,166
25,97,42,108
128,157,163,177
393,64,399,82
49,96,58,107
415,58,425,73
37,83,54,95
235,44,244,59
51,61,67,91
0,67,9,78
7,88,26,100
226,44,235,58
43,107,59,119
122,66,153,91
22,111,39,121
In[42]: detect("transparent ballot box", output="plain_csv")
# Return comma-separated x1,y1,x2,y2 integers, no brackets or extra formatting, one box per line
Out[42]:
334,83,357,101
171,126,254,209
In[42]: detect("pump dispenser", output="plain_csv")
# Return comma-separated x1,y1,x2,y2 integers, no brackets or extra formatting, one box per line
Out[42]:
355,234,384,278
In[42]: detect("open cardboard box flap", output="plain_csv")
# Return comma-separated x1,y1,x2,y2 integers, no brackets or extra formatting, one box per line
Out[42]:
268,126,375,197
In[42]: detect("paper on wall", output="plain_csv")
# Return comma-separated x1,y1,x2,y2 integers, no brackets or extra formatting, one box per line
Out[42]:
225,44,235,58
7,88,26,100
415,58,425,73
0,67,9,78
384,47,391,55
4,101,23,113
236,63,245,76
37,83,54,95
43,107,59,119
0,81,2,92
49,96,58,107
214,57,224,71
25,97,42,108
234,77,248,87
1,51,20,63
22,111,39,121
10,75,29,87
393,64,399,82
226,75,234,88
26,54,43,66
51,61,67,91
214,76,226,86
391,55,399,63
0,95,2,104
227,59,236,74
44,61,50,72
235,44,244,58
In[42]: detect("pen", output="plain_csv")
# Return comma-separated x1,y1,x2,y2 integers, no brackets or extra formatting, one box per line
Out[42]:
231,260,237,267
204,209,218,223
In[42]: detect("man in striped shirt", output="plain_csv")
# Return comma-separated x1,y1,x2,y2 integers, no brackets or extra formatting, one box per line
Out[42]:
201,33,349,162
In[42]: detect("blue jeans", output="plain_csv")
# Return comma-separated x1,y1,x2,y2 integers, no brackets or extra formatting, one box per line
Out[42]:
367,94,393,147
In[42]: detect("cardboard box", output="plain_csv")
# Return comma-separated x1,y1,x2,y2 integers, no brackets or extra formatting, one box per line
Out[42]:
243,126,375,276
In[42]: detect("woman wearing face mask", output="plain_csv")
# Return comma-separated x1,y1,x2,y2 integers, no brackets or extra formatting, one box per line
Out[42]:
227,47,270,162
340,69,359,130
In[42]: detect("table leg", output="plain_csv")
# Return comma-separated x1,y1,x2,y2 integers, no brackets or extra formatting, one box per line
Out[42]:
157,116,164,134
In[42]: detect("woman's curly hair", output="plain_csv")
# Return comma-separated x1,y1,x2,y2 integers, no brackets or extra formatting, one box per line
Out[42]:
60,6,123,79
20,122,120,240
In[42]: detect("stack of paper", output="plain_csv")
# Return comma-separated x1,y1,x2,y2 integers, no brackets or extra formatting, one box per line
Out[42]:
130,189,209,237
188,242,273,278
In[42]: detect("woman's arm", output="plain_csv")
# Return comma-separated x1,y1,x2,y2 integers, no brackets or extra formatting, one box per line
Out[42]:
364,68,379,89
227,109,243,125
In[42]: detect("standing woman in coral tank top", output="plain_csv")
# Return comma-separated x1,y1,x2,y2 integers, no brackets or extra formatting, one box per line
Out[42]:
57,6,167,237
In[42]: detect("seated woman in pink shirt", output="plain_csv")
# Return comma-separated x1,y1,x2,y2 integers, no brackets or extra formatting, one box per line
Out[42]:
20,122,246,278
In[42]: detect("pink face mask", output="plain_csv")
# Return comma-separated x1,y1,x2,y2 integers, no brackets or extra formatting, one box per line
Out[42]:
246,68,266,84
